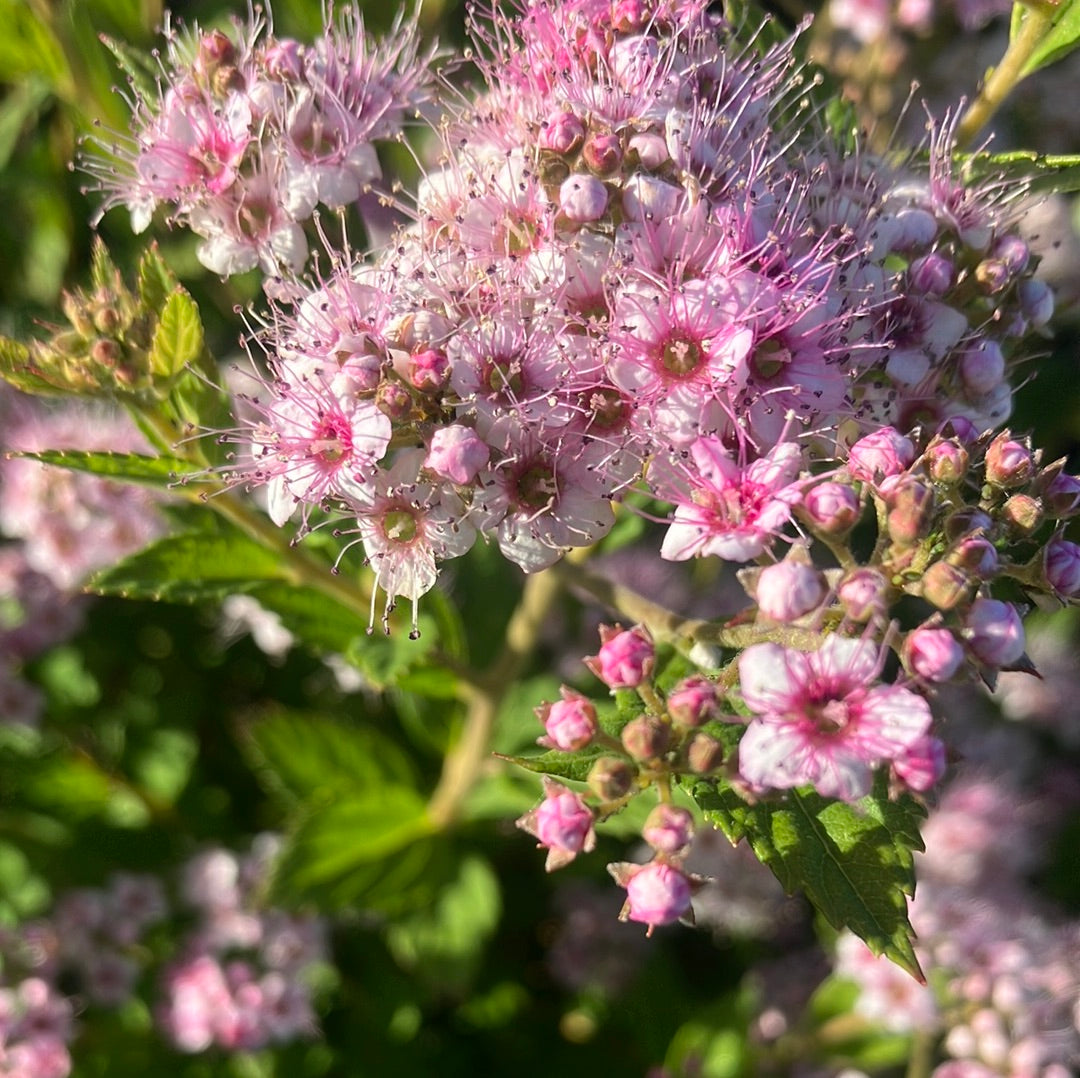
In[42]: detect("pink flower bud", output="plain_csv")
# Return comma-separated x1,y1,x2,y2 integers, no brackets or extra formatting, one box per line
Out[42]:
424,425,490,485
944,507,994,542
947,536,998,578
1000,493,1042,536
537,687,598,751
586,624,654,689
685,731,724,774
626,132,669,169
965,598,1025,668
984,434,1034,488
959,340,1005,396
1043,472,1080,518
612,0,650,30
1045,539,1080,599
925,438,969,483
666,675,718,727
802,481,860,534
376,379,412,420
559,174,608,222
756,560,827,622
613,861,693,932
622,174,683,221
904,627,964,682
847,428,916,484
936,415,980,445
642,804,694,854
892,208,938,251
909,252,953,295
975,258,1011,293
517,778,596,871
993,234,1030,274
892,734,947,792
887,478,935,545
582,132,622,176
407,348,449,392
540,110,585,155
838,568,888,622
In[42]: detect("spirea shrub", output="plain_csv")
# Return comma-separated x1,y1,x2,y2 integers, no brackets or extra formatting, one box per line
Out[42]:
2,0,1080,1074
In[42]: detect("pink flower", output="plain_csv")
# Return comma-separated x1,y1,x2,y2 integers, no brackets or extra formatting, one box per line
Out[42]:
657,438,804,562
736,637,933,801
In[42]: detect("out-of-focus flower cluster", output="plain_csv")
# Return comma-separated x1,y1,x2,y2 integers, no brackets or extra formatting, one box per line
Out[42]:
0,837,329,1075
85,7,437,276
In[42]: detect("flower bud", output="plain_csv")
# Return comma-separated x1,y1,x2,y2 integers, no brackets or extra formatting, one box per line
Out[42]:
892,734,947,793
622,174,682,221
407,348,449,392
892,208,938,251
984,433,1034,488
975,258,1011,294
537,687,598,751
642,805,694,855
993,234,1030,274
1045,539,1080,599
838,568,888,622
947,536,999,578
666,675,718,727
1042,472,1080,518
965,598,1025,668
582,132,622,176
887,478,935,545
685,732,724,774
909,252,953,295
755,560,827,621
999,493,1042,536
801,481,861,534
620,716,671,761
1018,278,1054,327
611,0,650,31
540,110,585,155
586,624,655,689
924,437,969,484
559,174,609,223
375,378,413,421
611,861,693,932
921,561,972,611
959,340,1005,397
587,757,636,802
425,425,490,486
517,778,596,871
904,627,964,682
847,427,916,485
626,132,669,169
944,507,994,542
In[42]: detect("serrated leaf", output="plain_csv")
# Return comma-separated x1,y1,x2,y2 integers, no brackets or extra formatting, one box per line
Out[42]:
1016,0,1080,77
99,32,159,101
693,778,926,978
149,289,205,379
90,236,122,297
136,244,180,316
8,449,199,488
271,788,434,911
958,149,1080,195
0,337,64,395
244,711,416,806
246,581,368,655
88,529,291,602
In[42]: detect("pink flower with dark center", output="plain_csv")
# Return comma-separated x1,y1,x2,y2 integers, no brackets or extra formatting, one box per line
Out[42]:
656,437,805,562
736,637,933,801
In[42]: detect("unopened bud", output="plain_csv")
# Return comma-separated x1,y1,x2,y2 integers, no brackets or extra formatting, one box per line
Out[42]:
959,340,1005,396
904,627,965,682
755,559,827,621
965,598,1025,668
425,425,489,486
946,536,999,578
586,624,654,689
838,568,888,622
540,110,585,155
1042,472,1080,518
887,478,935,545
944,507,994,542
847,427,916,485
620,716,671,761
587,756,635,801
985,434,1034,488
993,234,1030,275
582,131,622,176
90,338,121,367
925,438,969,484
642,804,694,855
559,174,609,223
1017,278,1054,327
685,731,724,774
909,253,953,295
1000,493,1042,536
1045,539,1080,599
536,687,598,752
921,560,972,611
892,734,947,793
666,675,718,728
407,348,449,393
375,378,413,420
801,481,861,534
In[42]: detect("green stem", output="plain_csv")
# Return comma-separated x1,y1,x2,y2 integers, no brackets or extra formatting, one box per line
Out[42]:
956,4,1057,147
426,556,572,829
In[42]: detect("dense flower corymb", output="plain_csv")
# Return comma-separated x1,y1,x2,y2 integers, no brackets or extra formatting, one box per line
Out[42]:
736,637,933,800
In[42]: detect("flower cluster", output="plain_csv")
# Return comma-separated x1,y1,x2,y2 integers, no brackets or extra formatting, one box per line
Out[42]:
85,7,436,276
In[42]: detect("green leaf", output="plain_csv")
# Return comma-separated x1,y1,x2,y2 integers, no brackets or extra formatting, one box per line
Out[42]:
1016,0,1080,77
271,788,435,911
136,244,180,317
345,616,437,690
0,336,64,395
149,289,205,379
88,529,291,602
246,581,367,655
958,149,1080,195
693,778,926,978
0,77,51,170
244,711,417,806
98,32,159,101
385,855,501,993
7,449,199,488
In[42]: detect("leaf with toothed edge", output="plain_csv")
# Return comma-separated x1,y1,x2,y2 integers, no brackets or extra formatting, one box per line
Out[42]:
7,449,199,488
689,774,926,979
